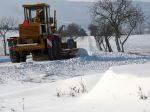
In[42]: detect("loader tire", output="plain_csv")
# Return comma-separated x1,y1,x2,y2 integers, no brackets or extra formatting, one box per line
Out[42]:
9,50,20,63
52,37,61,60
20,55,26,62
48,48,54,60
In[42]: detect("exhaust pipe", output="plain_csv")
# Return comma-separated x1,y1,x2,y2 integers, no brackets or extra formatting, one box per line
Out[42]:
54,10,57,31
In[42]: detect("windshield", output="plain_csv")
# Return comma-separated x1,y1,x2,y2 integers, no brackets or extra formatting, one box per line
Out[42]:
24,8,45,23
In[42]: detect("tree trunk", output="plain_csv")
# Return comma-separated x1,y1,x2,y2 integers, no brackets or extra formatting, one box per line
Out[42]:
105,37,113,52
97,40,103,51
121,43,124,52
115,37,121,52
121,26,135,52
114,27,121,52
3,35,7,56
95,36,104,51
102,42,107,52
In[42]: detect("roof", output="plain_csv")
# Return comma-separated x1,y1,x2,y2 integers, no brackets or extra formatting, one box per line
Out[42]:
23,3,50,9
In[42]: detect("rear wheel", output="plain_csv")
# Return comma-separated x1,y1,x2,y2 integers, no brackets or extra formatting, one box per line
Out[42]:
48,36,61,60
52,37,61,60
9,50,20,63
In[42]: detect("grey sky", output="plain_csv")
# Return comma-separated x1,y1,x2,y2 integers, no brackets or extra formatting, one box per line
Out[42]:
0,0,92,29
0,0,149,29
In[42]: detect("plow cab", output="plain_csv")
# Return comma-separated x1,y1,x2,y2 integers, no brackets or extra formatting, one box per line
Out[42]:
7,3,78,63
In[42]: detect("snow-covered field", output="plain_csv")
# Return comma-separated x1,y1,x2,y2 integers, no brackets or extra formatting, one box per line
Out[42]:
0,34,150,112
109,34,150,55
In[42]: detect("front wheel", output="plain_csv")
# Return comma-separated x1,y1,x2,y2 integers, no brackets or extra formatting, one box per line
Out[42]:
52,37,61,60
48,48,54,60
9,50,20,63
20,55,26,62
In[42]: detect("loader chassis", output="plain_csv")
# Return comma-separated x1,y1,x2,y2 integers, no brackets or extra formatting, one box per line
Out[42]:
7,3,78,63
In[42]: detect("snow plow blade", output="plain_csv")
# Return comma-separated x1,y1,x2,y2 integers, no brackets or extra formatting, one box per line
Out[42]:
60,48,79,59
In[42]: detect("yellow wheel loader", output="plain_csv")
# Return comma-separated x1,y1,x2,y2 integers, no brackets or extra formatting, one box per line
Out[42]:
7,3,78,63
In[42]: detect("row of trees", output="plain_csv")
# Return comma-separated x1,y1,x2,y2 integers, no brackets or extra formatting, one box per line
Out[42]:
61,23,87,38
88,0,144,52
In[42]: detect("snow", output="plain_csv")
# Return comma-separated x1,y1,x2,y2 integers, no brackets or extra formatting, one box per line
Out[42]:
124,34,150,54
85,63,150,101
0,63,150,112
109,34,150,54
0,34,150,112
82,63,150,112
0,36,150,84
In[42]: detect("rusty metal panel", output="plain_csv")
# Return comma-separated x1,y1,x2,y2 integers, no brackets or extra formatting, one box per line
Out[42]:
19,23,41,38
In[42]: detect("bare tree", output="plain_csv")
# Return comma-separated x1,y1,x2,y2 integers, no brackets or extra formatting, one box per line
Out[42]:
78,28,87,37
88,24,98,37
0,17,17,55
88,22,114,52
66,23,80,38
119,8,144,52
88,24,104,51
62,23,87,38
99,22,114,52
90,0,144,52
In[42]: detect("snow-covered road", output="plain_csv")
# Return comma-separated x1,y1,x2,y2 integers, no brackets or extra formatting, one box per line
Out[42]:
0,36,150,84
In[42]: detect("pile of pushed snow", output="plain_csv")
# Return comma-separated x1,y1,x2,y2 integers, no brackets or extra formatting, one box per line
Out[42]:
85,63,150,100
82,62,150,112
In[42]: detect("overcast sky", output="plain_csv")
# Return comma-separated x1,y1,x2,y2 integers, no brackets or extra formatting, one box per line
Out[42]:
0,0,149,29
67,0,150,2
0,0,93,29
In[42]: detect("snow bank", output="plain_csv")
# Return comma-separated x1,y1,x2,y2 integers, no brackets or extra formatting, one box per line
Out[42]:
0,62,150,112
0,74,100,99
82,62,150,112
85,64,150,100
